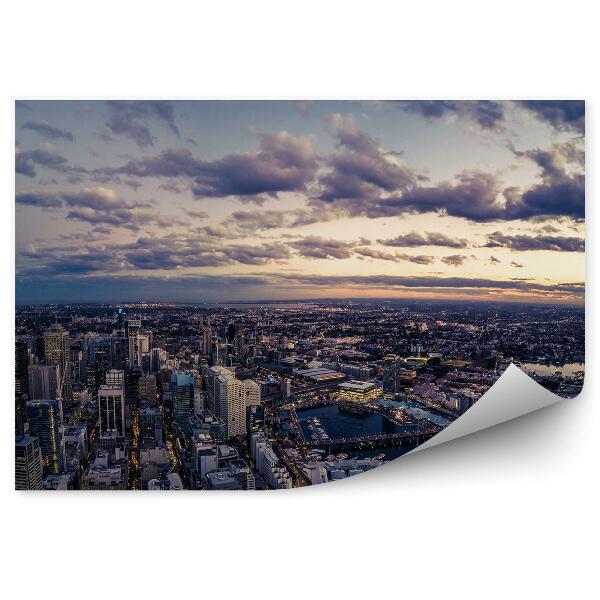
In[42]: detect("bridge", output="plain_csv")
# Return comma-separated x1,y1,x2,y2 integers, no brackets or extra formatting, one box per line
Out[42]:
303,427,441,449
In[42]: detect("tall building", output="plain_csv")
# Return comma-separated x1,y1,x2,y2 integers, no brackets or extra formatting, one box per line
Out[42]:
15,339,29,399
26,399,63,475
15,395,25,437
43,324,72,402
139,373,158,406
243,379,261,407
15,436,44,490
280,377,292,400
172,372,194,437
150,347,166,373
105,369,125,387
200,326,212,355
383,355,403,397
28,364,60,401
214,371,246,440
125,318,142,368
98,385,125,437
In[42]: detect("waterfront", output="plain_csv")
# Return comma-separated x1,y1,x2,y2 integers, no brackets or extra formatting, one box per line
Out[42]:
374,398,451,427
297,404,408,443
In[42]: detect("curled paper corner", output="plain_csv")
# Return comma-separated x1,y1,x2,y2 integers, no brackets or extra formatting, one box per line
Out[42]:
409,364,565,454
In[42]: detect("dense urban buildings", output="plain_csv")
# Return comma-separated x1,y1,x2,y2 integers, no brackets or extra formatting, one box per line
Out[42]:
14,301,584,489
13,100,585,489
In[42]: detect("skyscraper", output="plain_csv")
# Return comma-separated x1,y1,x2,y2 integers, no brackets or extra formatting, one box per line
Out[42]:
200,326,212,356
125,318,142,368
15,339,29,399
15,436,44,490
28,364,60,401
98,385,126,437
243,379,261,407
214,371,246,439
43,324,72,402
105,369,125,387
172,372,194,437
383,355,403,397
26,399,63,476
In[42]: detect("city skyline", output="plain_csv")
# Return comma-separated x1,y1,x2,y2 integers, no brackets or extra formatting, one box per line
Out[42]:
16,100,584,305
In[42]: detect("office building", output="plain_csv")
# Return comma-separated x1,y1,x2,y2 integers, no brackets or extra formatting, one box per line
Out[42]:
15,436,44,490
172,372,194,437
44,324,72,401
28,364,60,401
15,339,29,399
26,399,63,475
98,385,125,437
213,370,245,440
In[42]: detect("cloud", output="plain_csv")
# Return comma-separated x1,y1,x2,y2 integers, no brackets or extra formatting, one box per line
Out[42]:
186,209,209,219
227,209,286,232
18,233,293,278
61,186,127,210
396,100,505,130
104,101,181,148
441,254,468,266
289,236,356,259
316,114,418,207
352,247,434,264
378,231,470,248
517,100,584,133
15,145,70,177
16,270,585,305
485,231,585,252
222,242,291,265
21,120,74,142
489,256,501,264
103,130,317,203
15,186,175,231
16,192,63,208
510,261,524,268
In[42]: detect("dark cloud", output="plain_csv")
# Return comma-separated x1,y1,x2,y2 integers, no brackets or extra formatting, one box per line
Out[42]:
222,242,291,265
15,186,175,231
269,272,584,296
227,210,286,232
103,130,317,203
441,254,468,267
18,234,292,278
396,100,505,130
186,209,209,219
517,100,584,133
158,181,186,194
317,114,417,207
485,231,585,252
510,261,524,268
378,231,470,248
16,270,584,305
489,256,501,264
123,179,142,191
16,146,70,177
21,120,74,142
353,247,434,264
289,236,355,260
104,101,181,148
16,192,63,208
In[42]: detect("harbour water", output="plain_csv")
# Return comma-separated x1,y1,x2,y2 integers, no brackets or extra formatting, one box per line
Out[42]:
297,404,407,442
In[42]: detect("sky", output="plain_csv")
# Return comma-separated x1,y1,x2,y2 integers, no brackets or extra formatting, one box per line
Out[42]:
15,100,585,305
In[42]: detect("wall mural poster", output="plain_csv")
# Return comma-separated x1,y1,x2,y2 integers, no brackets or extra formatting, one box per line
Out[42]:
14,100,584,490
